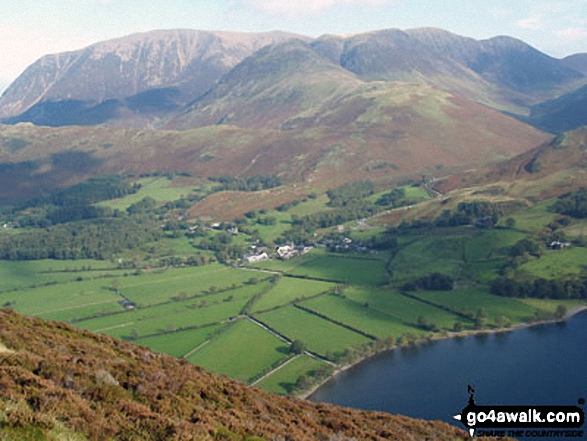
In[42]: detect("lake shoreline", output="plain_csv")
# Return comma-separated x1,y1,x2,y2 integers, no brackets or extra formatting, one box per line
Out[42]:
297,304,587,401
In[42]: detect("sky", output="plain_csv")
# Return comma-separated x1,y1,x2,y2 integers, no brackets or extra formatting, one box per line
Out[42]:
2,0,587,89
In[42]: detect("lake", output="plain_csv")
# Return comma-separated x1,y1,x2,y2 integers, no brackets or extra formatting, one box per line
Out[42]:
309,311,587,431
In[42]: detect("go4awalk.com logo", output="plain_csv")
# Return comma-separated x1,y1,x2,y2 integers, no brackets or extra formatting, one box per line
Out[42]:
453,386,585,438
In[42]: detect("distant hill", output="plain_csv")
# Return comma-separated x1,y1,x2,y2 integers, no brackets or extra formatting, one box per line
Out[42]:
1,27,585,128
528,85,587,133
0,308,475,440
562,53,587,75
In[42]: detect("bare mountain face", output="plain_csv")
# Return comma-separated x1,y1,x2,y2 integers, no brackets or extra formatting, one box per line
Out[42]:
0,29,305,122
1,27,585,130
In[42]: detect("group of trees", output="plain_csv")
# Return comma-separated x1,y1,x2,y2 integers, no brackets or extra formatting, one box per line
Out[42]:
209,175,283,192
491,277,587,299
326,181,375,207
434,201,500,228
0,217,161,260
196,232,247,263
402,272,454,291
552,189,587,218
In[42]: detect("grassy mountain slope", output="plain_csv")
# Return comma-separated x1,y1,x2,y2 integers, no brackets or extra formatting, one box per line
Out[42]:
168,40,364,130
0,308,474,440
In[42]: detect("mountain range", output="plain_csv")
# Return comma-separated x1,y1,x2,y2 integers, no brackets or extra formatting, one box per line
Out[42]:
1,28,586,132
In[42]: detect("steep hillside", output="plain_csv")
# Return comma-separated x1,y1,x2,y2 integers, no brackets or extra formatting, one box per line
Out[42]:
406,28,583,97
0,309,475,440
168,40,364,130
528,85,587,133
436,126,587,200
0,78,550,205
0,30,303,121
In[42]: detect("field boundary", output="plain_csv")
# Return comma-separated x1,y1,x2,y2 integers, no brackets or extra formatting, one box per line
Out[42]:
293,304,376,340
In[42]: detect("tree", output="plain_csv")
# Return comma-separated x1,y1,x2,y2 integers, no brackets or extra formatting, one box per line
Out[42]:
290,340,306,355
555,304,568,320
505,217,517,229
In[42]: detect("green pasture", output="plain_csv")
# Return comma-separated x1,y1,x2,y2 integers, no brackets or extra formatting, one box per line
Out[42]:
300,294,424,338
257,305,370,357
269,254,390,285
187,319,290,383
342,286,469,330
98,177,195,210
250,277,334,312
412,287,537,324
286,195,331,216
116,265,257,306
0,278,122,318
0,259,120,291
390,236,463,284
505,200,557,233
256,355,328,395
135,324,226,358
517,298,587,314
74,283,269,339
517,247,587,279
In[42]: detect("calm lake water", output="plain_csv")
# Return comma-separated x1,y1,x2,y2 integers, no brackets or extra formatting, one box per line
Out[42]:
309,311,587,429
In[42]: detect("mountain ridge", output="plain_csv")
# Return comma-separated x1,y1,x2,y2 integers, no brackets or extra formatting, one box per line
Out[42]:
1,27,585,129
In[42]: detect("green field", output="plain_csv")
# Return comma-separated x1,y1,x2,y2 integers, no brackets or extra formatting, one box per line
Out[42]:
255,355,328,395
98,177,195,210
250,277,334,312
412,288,537,324
517,247,587,279
74,282,269,340
342,286,469,330
135,324,226,358
116,265,258,306
0,278,122,319
390,234,463,284
517,298,587,314
257,306,370,358
293,255,389,285
0,259,121,291
506,200,557,233
300,294,424,338
187,319,290,383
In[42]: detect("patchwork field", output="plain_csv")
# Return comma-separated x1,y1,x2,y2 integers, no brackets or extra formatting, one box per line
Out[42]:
255,355,329,395
299,294,425,338
250,277,334,312
411,287,537,324
135,324,226,358
257,305,371,358
342,286,471,330
186,319,290,383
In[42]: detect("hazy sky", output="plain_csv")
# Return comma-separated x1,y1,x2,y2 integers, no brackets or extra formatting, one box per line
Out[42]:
2,0,587,87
